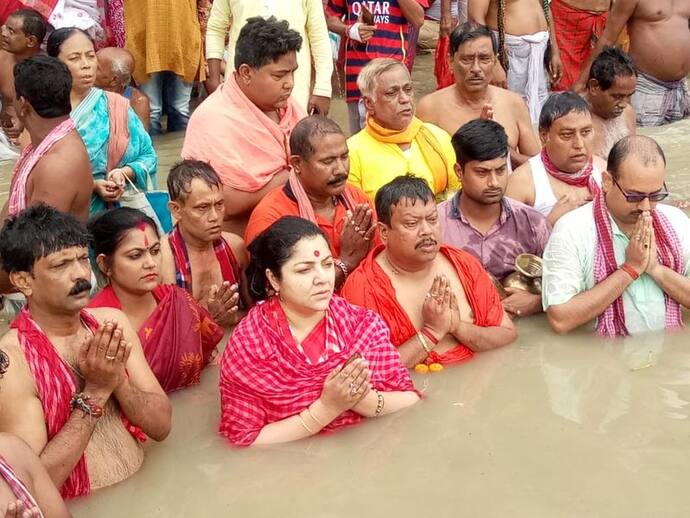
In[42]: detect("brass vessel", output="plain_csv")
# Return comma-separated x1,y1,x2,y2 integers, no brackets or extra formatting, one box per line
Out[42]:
501,254,543,296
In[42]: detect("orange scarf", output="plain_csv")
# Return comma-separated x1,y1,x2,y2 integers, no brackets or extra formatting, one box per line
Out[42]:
365,116,449,194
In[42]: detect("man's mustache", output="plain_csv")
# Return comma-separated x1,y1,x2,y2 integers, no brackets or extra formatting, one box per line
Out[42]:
415,239,437,249
328,174,348,186
68,278,92,296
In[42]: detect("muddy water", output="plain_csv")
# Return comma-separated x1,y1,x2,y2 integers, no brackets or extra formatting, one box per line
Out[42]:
1,54,690,516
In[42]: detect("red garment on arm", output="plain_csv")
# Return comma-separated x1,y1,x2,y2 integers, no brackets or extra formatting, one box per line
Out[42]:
340,245,504,365
218,295,415,446
89,284,223,392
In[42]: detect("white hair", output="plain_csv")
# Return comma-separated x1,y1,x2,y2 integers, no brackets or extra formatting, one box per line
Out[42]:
356,58,409,98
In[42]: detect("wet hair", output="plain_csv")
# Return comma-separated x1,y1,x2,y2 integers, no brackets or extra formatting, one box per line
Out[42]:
449,22,497,56
246,216,327,300
607,135,666,180
375,176,435,227
234,16,302,70
9,9,47,43
588,46,637,90
452,119,508,167
46,27,92,57
167,160,222,202
539,91,591,132
0,204,89,273
14,56,72,118
289,115,344,161
88,208,159,259
357,58,408,98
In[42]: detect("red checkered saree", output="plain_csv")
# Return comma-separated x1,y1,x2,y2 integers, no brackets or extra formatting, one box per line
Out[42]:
593,191,684,336
219,295,416,446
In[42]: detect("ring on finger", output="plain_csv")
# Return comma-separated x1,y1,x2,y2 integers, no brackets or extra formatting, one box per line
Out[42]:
106,355,116,361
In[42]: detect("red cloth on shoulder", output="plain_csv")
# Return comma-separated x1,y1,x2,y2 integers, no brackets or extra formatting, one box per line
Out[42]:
341,245,504,365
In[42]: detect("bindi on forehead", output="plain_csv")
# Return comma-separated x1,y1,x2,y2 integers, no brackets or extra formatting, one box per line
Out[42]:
135,222,151,247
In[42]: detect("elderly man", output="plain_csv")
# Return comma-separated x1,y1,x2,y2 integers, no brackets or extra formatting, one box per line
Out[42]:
550,0,609,91
417,22,540,168
505,92,607,225
0,205,171,499
325,0,426,133
573,0,690,126
0,56,92,224
438,119,551,317
182,17,305,234
543,135,690,336
347,58,459,204
342,176,516,367
469,0,563,123
204,0,333,114
161,160,248,327
0,8,45,157
582,46,637,158
95,47,151,131
246,115,375,288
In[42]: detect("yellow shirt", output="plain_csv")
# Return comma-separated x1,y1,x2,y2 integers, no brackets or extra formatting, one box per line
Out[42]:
347,123,461,203
205,0,333,111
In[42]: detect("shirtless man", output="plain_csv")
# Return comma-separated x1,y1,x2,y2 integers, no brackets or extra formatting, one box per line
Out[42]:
573,0,690,126
0,9,45,152
162,160,248,327
417,22,540,168
583,46,637,158
469,0,563,123
505,91,607,225
95,47,151,131
342,175,516,367
0,56,92,224
0,433,71,517
0,205,171,499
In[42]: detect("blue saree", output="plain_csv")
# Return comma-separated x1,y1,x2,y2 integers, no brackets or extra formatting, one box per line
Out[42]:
71,88,158,214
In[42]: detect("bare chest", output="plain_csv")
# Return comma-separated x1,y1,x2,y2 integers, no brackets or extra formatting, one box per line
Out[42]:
440,104,520,150
188,249,223,302
0,56,15,103
634,0,688,21
548,176,593,205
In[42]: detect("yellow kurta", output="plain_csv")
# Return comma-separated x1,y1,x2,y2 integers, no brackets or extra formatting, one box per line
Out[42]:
125,0,204,85
347,122,461,202
205,0,333,111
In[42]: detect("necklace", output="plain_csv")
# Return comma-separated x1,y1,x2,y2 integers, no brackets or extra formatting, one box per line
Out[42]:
384,252,402,275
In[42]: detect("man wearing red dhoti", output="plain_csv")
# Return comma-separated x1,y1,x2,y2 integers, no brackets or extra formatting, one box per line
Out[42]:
0,205,171,499
162,160,248,327
88,208,224,393
341,176,516,368
219,216,419,446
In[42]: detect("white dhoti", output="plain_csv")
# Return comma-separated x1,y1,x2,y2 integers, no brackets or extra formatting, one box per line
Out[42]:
498,30,550,124
0,100,19,163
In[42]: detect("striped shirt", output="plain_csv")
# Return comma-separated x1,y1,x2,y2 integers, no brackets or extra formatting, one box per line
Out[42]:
327,0,427,102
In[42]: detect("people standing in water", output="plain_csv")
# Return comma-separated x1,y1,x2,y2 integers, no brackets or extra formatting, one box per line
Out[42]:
573,0,690,126
581,47,637,159
341,176,516,368
219,217,419,446
47,27,158,216
506,92,607,224
543,135,690,336
416,22,540,169
245,115,375,290
0,205,171,499
438,119,551,317
88,208,224,393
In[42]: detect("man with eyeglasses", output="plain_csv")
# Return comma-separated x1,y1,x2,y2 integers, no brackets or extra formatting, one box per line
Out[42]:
506,92,607,225
542,135,690,337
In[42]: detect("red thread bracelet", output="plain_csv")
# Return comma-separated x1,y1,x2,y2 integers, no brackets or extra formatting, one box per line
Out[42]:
620,263,640,281
421,328,440,345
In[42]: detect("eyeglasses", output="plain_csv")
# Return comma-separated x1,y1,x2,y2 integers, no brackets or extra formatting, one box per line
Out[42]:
612,177,670,203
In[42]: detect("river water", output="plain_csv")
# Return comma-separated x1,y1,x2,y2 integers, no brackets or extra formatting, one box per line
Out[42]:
2,54,690,517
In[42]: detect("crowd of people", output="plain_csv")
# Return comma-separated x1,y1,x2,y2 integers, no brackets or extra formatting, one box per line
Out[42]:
0,0,688,515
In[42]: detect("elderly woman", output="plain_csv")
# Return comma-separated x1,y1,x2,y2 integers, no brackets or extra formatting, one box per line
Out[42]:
182,16,306,234
88,208,223,393
347,58,460,203
219,216,419,446
46,28,157,215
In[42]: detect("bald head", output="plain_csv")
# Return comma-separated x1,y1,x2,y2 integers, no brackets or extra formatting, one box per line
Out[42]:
95,47,134,91
607,135,666,180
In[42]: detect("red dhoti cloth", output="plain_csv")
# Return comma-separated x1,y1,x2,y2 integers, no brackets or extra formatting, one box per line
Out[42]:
551,0,608,91
341,245,504,365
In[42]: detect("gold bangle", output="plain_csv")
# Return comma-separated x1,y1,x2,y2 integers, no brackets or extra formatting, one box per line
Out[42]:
417,331,432,355
307,406,325,428
374,389,385,417
298,411,316,434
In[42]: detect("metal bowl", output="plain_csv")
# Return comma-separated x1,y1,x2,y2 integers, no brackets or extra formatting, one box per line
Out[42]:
515,254,543,279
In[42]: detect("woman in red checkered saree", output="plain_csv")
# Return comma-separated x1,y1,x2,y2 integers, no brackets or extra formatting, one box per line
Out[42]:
219,217,419,446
